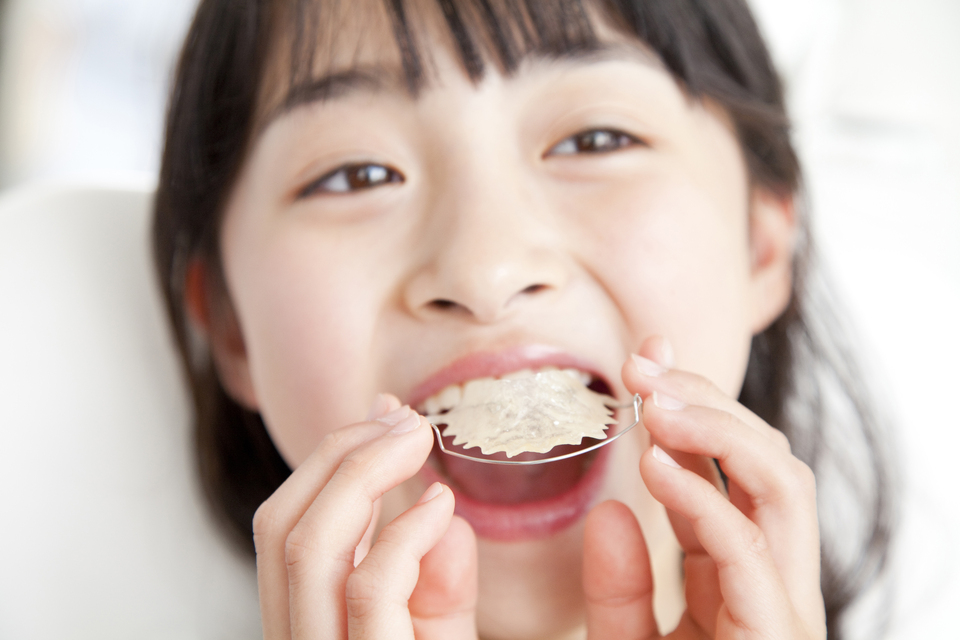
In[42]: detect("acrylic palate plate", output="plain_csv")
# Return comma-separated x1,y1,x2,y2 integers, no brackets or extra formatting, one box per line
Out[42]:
426,369,616,458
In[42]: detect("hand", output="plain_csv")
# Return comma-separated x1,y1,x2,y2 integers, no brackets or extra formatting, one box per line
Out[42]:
583,337,825,639
252,394,478,640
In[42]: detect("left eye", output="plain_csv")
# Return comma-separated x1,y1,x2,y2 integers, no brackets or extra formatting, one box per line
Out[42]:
546,129,642,156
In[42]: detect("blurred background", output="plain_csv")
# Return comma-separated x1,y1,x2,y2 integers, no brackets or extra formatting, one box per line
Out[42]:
0,0,957,636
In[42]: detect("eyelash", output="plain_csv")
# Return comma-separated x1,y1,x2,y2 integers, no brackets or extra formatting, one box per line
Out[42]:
546,128,644,156
298,127,640,198
299,163,404,198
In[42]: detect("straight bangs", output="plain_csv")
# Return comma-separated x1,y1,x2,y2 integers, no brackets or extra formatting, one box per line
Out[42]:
262,0,601,115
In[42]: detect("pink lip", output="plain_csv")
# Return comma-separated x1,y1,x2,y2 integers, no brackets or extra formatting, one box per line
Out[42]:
406,344,609,410
407,344,615,541
420,447,611,541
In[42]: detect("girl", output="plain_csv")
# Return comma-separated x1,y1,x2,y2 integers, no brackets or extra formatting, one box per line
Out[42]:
153,0,894,637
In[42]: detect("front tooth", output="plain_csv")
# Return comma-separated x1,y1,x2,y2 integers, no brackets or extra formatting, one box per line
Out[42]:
562,367,592,386
501,368,534,380
424,395,441,416
462,376,494,395
437,384,462,411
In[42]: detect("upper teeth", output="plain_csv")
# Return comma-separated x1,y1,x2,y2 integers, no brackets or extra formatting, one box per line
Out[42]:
420,367,592,416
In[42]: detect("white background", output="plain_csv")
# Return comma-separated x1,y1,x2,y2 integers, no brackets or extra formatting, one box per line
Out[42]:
0,0,957,636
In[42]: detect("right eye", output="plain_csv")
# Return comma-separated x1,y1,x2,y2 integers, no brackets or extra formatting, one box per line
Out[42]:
299,163,404,197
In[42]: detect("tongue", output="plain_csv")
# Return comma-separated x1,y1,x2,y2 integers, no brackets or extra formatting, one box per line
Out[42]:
439,447,587,504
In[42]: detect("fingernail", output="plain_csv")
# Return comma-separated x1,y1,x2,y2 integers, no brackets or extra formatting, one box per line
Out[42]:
632,354,667,377
652,445,682,469
377,406,412,426
417,482,445,504
652,391,686,411
660,338,676,369
365,394,392,421
388,412,422,435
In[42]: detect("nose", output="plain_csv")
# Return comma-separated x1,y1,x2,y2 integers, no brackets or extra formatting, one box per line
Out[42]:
403,166,570,325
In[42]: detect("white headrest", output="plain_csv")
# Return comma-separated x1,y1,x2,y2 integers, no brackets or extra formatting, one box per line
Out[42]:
0,185,261,638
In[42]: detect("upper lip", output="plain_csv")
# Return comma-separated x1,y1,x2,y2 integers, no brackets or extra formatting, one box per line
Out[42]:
405,343,612,410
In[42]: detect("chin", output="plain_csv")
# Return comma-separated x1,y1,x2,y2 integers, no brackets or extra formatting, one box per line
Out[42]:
473,522,589,640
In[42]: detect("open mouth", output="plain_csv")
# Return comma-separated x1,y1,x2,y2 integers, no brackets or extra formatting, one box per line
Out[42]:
415,366,615,540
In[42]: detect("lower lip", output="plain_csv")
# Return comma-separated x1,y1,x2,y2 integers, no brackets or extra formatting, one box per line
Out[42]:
419,446,610,541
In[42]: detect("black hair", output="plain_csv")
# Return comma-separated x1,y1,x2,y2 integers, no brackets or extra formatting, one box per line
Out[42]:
152,1,896,637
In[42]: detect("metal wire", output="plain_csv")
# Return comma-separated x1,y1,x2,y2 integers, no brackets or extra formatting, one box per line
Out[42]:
429,394,642,466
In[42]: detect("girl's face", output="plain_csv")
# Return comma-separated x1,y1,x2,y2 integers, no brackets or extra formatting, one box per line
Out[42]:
213,8,793,636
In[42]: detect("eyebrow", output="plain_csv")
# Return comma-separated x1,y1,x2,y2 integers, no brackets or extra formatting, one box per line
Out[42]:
275,67,401,117
269,42,660,125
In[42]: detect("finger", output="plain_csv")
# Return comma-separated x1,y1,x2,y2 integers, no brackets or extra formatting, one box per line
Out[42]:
636,338,728,634
366,393,403,421
636,335,674,369
285,412,434,638
640,446,804,638
632,339,824,636
631,339,820,596
644,396,821,611
584,501,659,640
410,516,478,640
354,498,382,567
353,394,399,566
257,395,402,560
623,345,790,451
254,395,403,640
346,483,456,640
645,398,808,513
649,445,725,637
646,440,723,553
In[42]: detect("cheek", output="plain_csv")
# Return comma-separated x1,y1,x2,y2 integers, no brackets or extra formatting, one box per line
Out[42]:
226,228,384,467
584,173,753,395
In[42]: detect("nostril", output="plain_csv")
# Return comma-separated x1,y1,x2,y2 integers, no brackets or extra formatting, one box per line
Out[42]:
428,299,459,311
521,284,548,295
422,284,550,319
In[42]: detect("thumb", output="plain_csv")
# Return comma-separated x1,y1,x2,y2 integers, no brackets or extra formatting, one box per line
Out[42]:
584,500,659,640
410,515,479,639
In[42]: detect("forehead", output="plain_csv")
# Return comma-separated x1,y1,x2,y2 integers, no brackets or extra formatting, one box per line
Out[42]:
258,0,660,125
